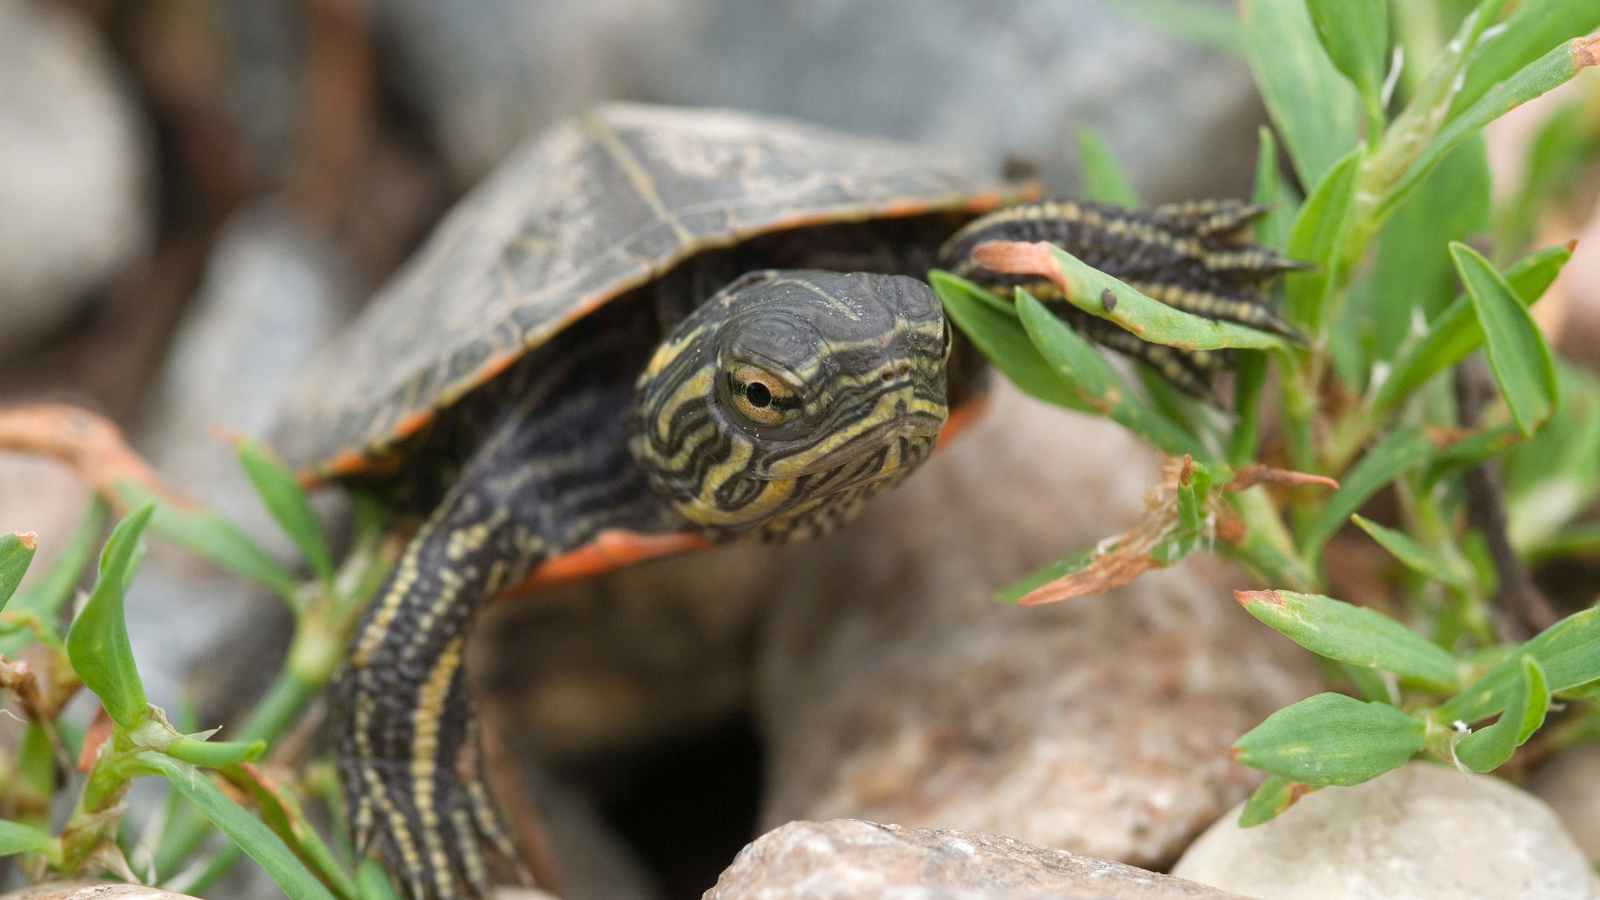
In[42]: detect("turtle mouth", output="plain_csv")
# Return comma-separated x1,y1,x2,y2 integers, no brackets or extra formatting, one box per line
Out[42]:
752,400,946,480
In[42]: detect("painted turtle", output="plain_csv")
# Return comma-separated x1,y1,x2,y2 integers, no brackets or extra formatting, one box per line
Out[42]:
270,103,1295,900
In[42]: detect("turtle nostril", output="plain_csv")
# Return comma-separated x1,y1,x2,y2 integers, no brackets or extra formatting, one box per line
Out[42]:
881,370,894,382
897,364,909,377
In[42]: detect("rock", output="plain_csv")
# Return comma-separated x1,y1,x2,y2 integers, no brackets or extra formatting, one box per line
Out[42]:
128,202,352,713
1172,761,1600,900
2,882,199,900
1529,743,1600,864
375,0,1260,199
372,0,684,182
0,0,152,357
755,380,1322,869
0,455,92,592
705,819,1256,899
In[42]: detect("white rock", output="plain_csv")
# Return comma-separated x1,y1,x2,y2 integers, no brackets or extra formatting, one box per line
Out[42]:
0,0,151,356
706,819,1256,899
1172,761,1600,900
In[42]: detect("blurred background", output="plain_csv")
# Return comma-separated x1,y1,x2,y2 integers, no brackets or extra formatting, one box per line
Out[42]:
1,1,1597,898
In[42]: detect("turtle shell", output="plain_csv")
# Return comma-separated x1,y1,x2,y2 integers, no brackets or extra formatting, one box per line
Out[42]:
272,103,1018,481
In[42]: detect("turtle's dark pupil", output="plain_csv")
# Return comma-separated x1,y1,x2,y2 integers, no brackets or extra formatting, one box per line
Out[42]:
745,382,773,408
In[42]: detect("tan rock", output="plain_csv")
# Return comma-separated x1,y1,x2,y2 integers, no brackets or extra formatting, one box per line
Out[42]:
705,819,1256,899
1173,761,1600,899
756,380,1321,869
1529,743,1600,864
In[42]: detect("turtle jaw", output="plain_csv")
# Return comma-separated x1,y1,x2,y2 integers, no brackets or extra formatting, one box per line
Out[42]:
748,380,947,481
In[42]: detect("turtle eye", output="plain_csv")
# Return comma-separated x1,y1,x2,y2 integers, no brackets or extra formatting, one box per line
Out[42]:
941,319,954,363
727,364,795,428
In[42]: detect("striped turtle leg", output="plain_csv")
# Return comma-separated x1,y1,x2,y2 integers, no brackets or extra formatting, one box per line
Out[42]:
939,198,1304,396
337,346,661,900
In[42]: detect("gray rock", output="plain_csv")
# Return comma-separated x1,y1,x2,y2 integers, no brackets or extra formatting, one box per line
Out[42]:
0,0,152,357
375,0,1260,200
705,819,1256,899
756,380,1321,869
128,202,352,712
1172,761,1600,900
1529,744,1600,864
0,455,92,591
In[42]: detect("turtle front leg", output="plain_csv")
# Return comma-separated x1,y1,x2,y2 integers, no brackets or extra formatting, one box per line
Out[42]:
336,487,535,900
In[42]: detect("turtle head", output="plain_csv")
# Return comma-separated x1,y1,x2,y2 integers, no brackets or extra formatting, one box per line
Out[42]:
627,269,950,541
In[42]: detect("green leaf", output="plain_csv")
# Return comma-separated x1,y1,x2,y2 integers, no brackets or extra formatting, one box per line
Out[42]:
1372,243,1569,412
0,532,36,612
1283,148,1361,333
1233,692,1425,785
1368,137,1491,361
238,439,335,585
1443,606,1600,722
1039,244,1291,352
1381,34,1599,221
0,819,56,859
1239,0,1361,186
139,753,337,900
1249,127,1292,248
1351,514,1467,590
1505,361,1600,547
1306,0,1389,131
929,271,1093,414
164,736,266,768
359,858,406,900
1298,426,1435,558
1229,350,1269,466
5,498,106,626
66,501,154,729
1015,290,1210,459
113,481,301,604
1452,0,1600,119
1075,127,1139,207
1238,774,1314,828
1236,588,1459,690
1455,656,1549,772
996,544,1096,605
1451,242,1559,435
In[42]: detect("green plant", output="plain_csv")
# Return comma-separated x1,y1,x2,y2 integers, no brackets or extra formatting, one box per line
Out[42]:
0,438,395,899
934,0,1600,822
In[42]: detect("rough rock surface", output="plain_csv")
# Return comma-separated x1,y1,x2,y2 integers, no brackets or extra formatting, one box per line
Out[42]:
1529,744,1600,864
0,0,151,357
375,0,1260,200
755,380,1322,869
1172,761,1600,899
705,819,1256,900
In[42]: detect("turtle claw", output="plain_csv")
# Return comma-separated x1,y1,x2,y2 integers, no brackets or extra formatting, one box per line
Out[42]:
340,741,520,900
